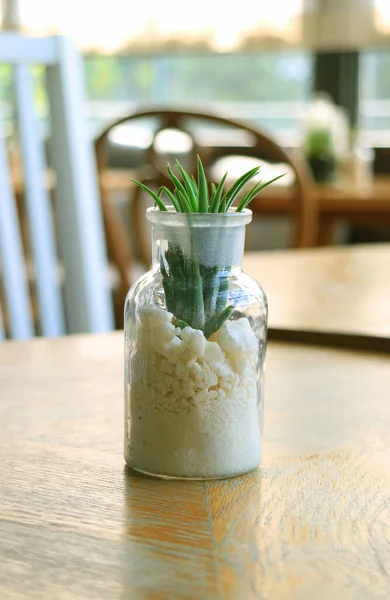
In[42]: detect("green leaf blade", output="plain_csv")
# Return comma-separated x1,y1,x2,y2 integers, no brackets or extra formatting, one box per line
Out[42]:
176,189,193,213
190,174,198,194
167,164,193,211
204,305,234,339
159,186,181,212
223,166,261,211
197,155,209,213
209,182,216,206
175,160,198,212
236,173,286,212
131,179,167,211
209,172,227,213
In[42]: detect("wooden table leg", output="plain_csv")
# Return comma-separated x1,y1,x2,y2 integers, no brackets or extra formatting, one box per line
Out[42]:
318,216,337,246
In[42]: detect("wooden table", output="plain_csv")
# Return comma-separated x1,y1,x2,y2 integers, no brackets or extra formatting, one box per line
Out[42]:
1,333,390,600
249,175,390,244
244,243,390,352
251,176,390,211
248,175,390,240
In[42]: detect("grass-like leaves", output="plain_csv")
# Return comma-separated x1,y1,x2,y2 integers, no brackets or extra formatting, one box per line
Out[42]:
131,157,284,338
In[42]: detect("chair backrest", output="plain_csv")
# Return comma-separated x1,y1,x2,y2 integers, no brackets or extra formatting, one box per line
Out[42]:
0,33,114,340
95,108,318,311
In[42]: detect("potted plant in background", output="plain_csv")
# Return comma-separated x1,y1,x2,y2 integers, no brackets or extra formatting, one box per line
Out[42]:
302,92,349,184
305,127,337,183
124,157,284,479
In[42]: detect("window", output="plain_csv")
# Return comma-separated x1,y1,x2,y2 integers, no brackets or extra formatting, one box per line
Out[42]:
359,50,390,147
84,52,313,144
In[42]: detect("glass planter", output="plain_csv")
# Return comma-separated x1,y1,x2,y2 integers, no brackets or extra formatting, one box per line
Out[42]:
124,208,267,479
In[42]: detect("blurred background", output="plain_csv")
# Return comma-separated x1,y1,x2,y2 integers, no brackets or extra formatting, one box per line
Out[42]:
1,1,389,145
0,0,389,336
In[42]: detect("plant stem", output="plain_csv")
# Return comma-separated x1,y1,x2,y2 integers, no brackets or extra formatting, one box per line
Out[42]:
162,243,233,338
204,305,234,339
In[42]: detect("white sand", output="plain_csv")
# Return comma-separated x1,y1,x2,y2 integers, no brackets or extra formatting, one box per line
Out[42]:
125,307,261,478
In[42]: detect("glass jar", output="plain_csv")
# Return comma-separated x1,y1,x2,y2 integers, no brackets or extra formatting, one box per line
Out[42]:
124,208,267,480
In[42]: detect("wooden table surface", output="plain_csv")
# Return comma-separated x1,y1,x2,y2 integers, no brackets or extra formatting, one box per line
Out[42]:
244,243,390,352
1,333,390,600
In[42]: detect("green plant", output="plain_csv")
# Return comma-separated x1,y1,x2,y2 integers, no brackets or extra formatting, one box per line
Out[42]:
131,157,284,337
304,128,337,182
305,128,335,160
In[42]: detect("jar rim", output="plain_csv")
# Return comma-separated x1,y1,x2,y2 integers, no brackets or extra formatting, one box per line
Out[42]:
146,207,252,228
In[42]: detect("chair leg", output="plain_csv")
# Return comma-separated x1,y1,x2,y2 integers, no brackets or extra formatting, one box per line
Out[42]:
294,200,320,248
131,184,152,270
101,183,132,280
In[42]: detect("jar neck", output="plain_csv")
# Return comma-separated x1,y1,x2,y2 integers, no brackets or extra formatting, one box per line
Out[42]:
152,224,246,271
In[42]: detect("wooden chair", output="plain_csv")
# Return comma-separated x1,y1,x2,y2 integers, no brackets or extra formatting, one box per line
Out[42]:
0,33,114,340
96,108,318,324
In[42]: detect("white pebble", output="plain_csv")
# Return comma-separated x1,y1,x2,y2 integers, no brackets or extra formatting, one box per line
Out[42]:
162,336,182,360
204,341,224,364
219,321,258,356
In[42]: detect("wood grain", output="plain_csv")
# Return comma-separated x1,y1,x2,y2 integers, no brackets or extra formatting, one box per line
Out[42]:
0,333,390,599
207,451,390,600
244,243,390,349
